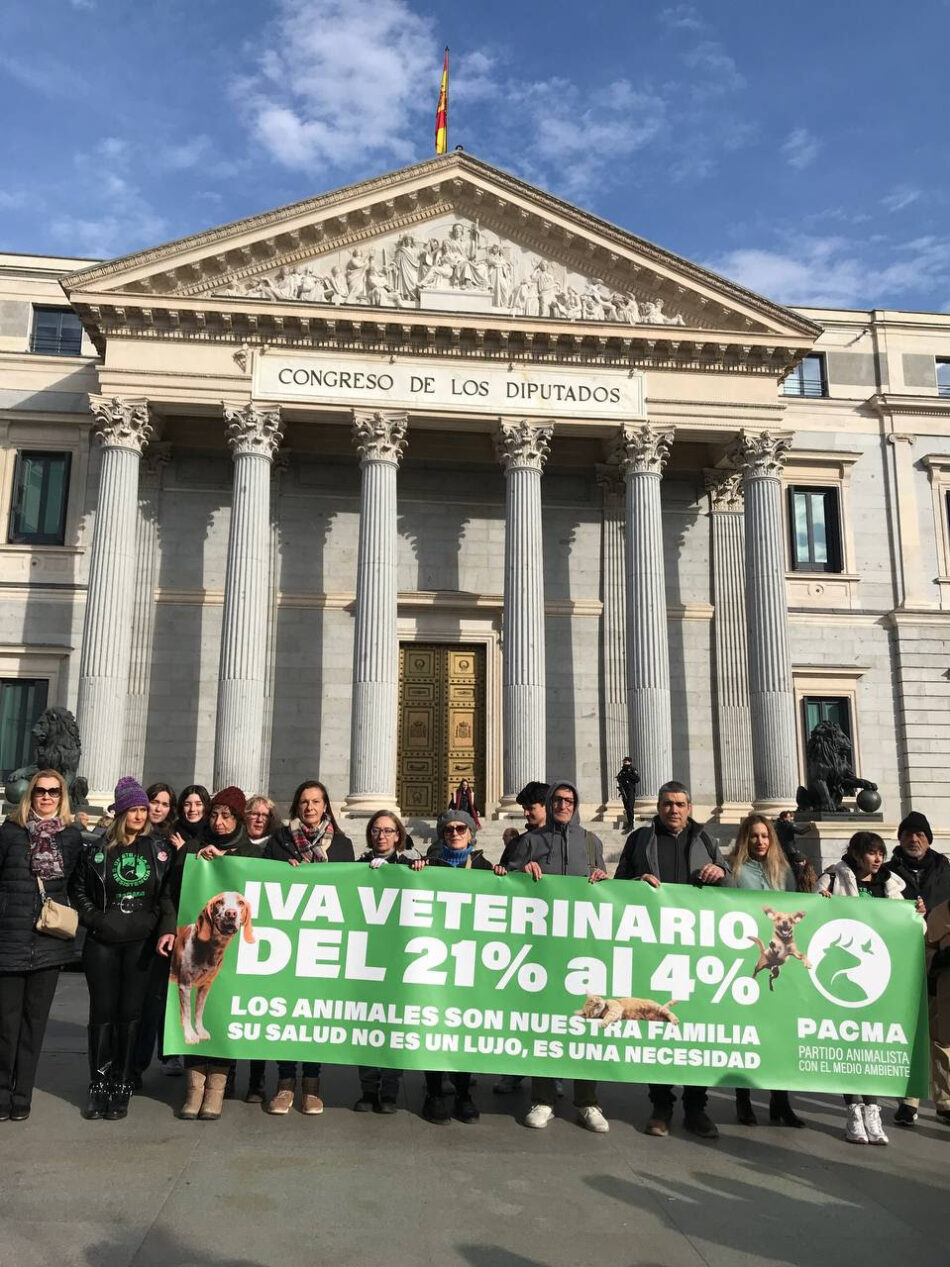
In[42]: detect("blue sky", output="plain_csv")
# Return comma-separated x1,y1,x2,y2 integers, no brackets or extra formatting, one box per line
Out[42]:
2,0,949,311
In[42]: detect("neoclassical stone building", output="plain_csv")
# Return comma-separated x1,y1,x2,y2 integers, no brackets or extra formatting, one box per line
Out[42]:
1,153,949,841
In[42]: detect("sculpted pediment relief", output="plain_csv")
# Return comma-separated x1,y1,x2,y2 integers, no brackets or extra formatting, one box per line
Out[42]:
65,152,820,348
209,213,692,328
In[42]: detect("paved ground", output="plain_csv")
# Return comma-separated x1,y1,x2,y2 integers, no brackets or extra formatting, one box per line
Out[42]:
3,972,949,1267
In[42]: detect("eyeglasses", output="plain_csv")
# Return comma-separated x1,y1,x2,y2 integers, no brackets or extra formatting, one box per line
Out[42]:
33,786,61,798
247,810,269,818
370,827,398,836
552,796,575,806
444,824,469,836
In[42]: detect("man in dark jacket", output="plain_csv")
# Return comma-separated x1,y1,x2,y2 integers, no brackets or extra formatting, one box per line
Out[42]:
506,781,609,1132
613,780,727,1140
890,811,950,1127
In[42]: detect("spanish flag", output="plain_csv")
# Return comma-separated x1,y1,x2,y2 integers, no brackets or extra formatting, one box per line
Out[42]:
435,47,449,154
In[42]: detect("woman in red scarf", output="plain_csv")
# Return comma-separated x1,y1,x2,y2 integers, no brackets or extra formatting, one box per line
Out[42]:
449,779,481,829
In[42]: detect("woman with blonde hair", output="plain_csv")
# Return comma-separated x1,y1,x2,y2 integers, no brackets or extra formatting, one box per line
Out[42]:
727,814,802,1128
73,777,174,1121
0,769,83,1120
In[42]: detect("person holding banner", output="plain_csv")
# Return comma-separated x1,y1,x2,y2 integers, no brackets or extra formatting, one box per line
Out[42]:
262,780,353,1116
726,814,805,1129
413,808,506,1123
505,781,611,1133
74,777,174,1121
0,769,83,1122
817,830,913,1145
614,780,727,1140
159,786,262,1120
354,812,420,1113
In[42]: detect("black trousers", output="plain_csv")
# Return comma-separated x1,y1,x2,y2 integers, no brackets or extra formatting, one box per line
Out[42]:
82,937,154,1026
649,1082,707,1113
277,1060,321,1079
134,953,171,1072
425,1070,472,1097
0,968,60,1111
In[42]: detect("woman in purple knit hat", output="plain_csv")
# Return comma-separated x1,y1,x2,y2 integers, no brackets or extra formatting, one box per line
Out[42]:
72,777,174,1121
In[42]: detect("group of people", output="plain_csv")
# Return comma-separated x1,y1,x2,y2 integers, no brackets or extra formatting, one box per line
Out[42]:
1,767,948,1148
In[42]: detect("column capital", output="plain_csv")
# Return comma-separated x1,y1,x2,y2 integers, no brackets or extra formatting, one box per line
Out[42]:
730,429,793,479
595,461,626,507
89,395,153,453
704,468,744,512
352,410,408,465
495,418,553,472
223,402,283,459
616,422,673,476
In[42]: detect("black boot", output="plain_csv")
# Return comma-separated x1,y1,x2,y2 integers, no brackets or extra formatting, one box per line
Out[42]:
105,1021,138,1120
735,1088,757,1126
769,1090,806,1128
245,1061,266,1104
82,1023,113,1121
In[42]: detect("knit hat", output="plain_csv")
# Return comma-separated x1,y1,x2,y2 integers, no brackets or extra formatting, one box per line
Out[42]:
439,809,477,840
109,776,149,815
516,781,549,808
897,811,933,845
211,786,247,820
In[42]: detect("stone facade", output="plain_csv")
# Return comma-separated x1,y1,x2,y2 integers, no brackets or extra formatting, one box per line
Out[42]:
1,155,949,854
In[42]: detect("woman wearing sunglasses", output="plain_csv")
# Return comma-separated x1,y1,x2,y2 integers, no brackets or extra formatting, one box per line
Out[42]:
412,809,507,1125
0,770,83,1121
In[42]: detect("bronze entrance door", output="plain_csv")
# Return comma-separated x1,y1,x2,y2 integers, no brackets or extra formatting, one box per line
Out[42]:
397,644,485,818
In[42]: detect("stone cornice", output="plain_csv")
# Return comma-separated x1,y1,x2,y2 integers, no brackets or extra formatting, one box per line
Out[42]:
870,392,950,418
67,290,809,375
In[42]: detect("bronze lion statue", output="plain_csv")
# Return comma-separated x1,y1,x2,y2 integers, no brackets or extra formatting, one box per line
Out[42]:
4,707,88,807
796,720,876,812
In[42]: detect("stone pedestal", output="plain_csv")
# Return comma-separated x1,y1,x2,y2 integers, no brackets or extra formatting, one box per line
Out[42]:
496,419,553,806
344,411,407,814
733,430,798,811
618,423,674,802
76,396,154,803
213,403,283,792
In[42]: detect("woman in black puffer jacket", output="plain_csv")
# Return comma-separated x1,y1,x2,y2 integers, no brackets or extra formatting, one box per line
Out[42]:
0,769,83,1121
73,777,174,1122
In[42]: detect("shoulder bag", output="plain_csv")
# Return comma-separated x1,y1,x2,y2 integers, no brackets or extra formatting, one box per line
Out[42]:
35,876,79,940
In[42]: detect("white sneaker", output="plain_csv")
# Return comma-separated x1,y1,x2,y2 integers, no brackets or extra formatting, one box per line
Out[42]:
493,1075,524,1094
524,1103,555,1129
863,1104,888,1145
578,1105,610,1133
846,1104,868,1144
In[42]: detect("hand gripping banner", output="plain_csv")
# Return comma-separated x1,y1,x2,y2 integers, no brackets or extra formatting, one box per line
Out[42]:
164,856,929,1096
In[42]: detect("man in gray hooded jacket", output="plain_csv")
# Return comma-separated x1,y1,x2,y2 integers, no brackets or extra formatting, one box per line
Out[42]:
505,781,610,1132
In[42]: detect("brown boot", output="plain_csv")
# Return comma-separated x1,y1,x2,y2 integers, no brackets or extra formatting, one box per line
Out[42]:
301,1078,324,1115
198,1068,229,1120
266,1078,296,1115
179,1066,206,1120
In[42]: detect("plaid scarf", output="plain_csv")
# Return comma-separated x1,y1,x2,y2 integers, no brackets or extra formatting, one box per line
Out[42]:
288,816,332,863
26,809,65,880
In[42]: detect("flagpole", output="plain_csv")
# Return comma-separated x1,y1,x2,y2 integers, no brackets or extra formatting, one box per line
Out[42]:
435,47,449,155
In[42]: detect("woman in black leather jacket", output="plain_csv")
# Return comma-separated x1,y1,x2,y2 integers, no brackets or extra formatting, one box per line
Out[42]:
73,776,173,1121
0,769,83,1121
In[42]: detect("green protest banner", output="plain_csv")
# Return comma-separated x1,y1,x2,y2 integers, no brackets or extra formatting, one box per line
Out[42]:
163,856,929,1096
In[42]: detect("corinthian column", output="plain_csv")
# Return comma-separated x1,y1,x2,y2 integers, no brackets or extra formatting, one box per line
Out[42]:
495,418,553,805
732,430,798,808
618,422,674,801
706,469,754,813
213,403,283,791
596,463,627,816
344,410,408,813
77,396,154,801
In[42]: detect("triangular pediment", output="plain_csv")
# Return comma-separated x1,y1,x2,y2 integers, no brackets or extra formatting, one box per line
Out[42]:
62,152,818,344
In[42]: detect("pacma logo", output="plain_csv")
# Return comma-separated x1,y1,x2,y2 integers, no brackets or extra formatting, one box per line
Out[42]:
805,920,892,1009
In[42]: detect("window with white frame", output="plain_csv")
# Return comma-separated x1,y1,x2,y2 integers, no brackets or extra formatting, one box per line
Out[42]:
781,354,827,398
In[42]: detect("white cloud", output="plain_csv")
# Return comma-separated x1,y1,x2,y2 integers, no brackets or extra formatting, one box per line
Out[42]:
235,0,438,171
705,232,950,308
880,185,922,213
781,127,821,170
52,136,167,257
682,41,745,96
658,5,707,31
0,51,87,98
0,190,28,210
